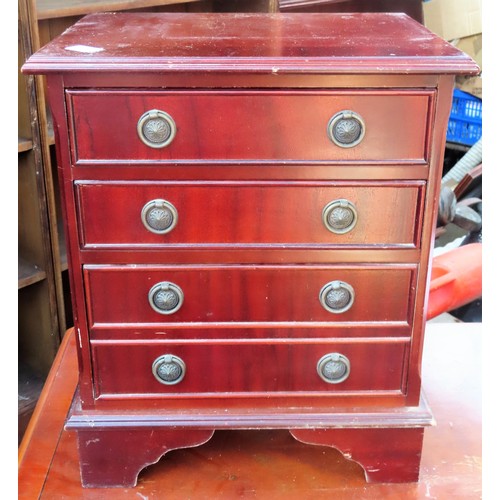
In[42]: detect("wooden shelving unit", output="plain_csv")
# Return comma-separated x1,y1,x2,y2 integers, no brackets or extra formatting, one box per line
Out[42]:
18,137,33,153
37,0,203,18
18,258,47,289
18,0,63,444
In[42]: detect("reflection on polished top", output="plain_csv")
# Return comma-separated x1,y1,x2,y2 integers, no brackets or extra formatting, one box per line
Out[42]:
22,12,479,74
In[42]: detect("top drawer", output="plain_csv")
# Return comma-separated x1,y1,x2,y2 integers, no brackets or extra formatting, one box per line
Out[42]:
66,90,431,164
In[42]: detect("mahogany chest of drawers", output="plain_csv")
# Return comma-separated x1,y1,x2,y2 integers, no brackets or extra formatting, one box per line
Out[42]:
23,12,478,487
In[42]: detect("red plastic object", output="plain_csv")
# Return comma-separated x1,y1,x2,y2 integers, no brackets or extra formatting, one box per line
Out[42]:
427,243,482,320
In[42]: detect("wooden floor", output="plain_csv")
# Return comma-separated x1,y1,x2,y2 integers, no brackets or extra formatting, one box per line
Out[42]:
18,323,481,499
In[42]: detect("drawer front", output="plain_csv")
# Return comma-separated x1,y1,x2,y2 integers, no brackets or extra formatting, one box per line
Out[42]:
67,90,431,163
91,340,409,397
76,181,424,248
84,265,415,325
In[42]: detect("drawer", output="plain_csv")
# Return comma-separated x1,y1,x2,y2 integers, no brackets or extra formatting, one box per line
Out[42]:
91,340,409,397
84,264,416,326
67,90,431,163
76,181,424,248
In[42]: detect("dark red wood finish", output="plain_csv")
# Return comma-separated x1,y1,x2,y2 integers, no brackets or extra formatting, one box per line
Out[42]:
290,427,425,483
75,428,215,488
84,264,415,325
76,181,424,248
22,12,479,487
67,90,431,163
22,13,476,74
90,321,412,343
91,339,409,397
89,325,412,341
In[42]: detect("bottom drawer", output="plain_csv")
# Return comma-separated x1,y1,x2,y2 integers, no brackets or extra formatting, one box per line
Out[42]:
92,340,409,398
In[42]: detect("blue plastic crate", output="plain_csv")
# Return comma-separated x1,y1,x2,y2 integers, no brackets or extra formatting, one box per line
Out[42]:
446,89,482,146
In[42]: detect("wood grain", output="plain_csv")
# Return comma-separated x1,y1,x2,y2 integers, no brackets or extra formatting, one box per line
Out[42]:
90,338,409,397
67,90,431,163
75,180,424,248
83,264,416,325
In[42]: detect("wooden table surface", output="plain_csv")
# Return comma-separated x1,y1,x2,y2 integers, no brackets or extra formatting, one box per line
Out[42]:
18,322,482,499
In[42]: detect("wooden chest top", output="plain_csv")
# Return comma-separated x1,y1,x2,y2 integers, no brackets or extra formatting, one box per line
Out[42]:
22,12,478,75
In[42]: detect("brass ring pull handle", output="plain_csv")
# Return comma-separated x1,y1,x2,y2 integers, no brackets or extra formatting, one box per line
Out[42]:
141,199,178,234
322,199,358,234
152,354,186,385
137,109,176,148
327,110,365,148
319,280,355,314
148,281,184,315
317,353,350,384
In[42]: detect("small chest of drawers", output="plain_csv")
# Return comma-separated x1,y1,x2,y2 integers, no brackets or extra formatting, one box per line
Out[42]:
23,12,478,488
